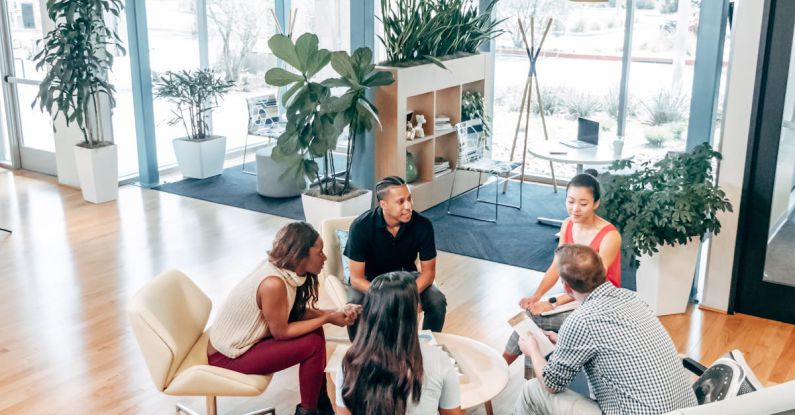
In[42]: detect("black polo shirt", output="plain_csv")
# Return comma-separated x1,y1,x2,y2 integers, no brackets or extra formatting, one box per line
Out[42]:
343,207,437,281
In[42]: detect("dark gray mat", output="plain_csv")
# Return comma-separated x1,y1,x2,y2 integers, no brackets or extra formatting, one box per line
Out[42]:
154,162,305,220
423,180,636,290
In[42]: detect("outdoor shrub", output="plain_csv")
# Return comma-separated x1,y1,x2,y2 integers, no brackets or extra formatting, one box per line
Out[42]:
636,0,655,10
571,19,586,33
659,0,678,14
645,127,671,147
671,123,686,140
533,86,566,116
604,88,637,119
563,90,603,119
641,89,688,125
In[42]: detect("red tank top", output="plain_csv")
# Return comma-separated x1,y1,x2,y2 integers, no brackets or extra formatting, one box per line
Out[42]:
563,220,621,288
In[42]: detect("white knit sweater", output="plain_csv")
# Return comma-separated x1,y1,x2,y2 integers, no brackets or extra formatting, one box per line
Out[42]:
209,260,306,358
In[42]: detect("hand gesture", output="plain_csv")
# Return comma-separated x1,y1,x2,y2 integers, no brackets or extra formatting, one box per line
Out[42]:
529,300,553,316
518,334,540,356
543,330,558,345
341,303,362,321
519,295,539,310
327,310,354,327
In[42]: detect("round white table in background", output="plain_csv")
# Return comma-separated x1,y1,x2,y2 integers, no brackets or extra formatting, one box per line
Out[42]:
528,140,634,227
528,139,634,175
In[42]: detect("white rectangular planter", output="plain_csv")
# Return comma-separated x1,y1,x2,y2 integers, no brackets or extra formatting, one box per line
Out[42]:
73,144,118,204
172,135,226,179
302,190,373,231
635,239,701,316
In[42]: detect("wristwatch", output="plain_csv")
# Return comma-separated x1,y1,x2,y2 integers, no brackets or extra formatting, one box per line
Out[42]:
548,296,557,308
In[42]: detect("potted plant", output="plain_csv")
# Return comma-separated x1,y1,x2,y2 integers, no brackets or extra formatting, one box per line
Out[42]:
597,143,733,315
34,0,125,203
153,69,234,179
378,0,503,67
264,33,394,228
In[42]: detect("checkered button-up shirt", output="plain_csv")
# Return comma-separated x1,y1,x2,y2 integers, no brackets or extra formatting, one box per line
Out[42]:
542,283,698,415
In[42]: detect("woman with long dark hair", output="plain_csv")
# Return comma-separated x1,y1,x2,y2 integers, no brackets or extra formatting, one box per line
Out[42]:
208,221,357,415
335,272,463,415
503,171,622,374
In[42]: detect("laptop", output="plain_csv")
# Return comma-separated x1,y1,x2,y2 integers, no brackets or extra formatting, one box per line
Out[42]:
560,118,599,149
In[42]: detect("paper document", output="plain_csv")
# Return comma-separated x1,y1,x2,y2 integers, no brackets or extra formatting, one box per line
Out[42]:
540,299,581,316
508,312,556,357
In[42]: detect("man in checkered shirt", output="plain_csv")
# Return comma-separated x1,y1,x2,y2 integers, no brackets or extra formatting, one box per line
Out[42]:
515,244,698,414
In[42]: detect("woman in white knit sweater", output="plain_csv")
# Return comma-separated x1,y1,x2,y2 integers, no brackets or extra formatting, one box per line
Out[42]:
208,222,360,415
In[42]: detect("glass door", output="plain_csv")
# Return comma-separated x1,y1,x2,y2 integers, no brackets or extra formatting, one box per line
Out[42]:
0,0,56,175
732,0,795,324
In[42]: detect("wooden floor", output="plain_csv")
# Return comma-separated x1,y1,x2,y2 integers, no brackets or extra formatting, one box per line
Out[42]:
1,168,793,415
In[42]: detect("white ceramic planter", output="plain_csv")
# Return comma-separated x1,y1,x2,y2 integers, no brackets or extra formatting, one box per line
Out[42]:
635,239,701,316
172,135,226,179
302,190,372,231
73,143,118,204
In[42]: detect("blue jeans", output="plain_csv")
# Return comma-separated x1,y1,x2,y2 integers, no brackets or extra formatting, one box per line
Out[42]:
346,271,447,340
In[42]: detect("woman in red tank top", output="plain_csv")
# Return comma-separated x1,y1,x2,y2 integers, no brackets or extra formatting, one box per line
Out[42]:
503,171,622,366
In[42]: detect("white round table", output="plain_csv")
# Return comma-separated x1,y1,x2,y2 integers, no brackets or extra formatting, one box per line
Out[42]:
528,139,634,175
434,333,509,414
528,140,634,226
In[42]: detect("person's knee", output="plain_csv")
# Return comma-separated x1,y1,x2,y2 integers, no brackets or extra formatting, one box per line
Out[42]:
515,379,545,414
422,288,447,314
305,327,326,352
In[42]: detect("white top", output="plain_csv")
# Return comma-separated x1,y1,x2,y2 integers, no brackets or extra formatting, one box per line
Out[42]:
335,344,461,414
209,260,306,358
528,139,634,165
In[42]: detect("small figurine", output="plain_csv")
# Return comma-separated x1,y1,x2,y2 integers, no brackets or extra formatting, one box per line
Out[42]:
406,121,416,140
413,114,426,138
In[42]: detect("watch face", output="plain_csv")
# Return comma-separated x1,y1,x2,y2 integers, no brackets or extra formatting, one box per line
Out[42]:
549,297,557,304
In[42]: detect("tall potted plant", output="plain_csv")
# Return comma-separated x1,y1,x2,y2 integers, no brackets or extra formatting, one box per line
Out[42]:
265,33,394,228
598,144,733,315
34,0,125,203
153,69,234,179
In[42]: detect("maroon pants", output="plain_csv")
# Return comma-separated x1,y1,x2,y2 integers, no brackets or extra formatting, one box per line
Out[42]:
208,327,327,410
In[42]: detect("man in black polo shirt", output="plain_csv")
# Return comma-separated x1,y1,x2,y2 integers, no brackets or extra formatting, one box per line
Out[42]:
344,176,447,339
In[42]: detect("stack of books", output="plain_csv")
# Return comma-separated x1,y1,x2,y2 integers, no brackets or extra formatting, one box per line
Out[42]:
434,157,450,177
435,115,453,133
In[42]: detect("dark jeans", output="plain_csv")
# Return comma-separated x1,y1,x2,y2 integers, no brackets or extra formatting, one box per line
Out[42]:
346,271,447,340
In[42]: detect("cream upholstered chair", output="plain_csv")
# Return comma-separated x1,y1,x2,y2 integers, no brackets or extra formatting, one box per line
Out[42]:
319,216,357,309
128,269,275,415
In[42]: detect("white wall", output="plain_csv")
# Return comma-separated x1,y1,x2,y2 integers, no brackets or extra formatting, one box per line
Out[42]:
701,0,765,312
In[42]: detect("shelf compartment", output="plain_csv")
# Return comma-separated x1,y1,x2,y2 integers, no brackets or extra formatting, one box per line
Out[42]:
406,92,435,137
435,85,462,131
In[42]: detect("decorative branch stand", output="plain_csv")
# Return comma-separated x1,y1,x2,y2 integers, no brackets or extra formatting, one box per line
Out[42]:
505,17,558,194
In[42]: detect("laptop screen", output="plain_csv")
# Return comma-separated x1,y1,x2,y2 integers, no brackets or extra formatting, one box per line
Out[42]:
577,118,599,145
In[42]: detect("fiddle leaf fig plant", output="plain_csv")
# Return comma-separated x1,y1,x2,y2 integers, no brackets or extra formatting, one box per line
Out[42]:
265,33,394,197
597,143,733,267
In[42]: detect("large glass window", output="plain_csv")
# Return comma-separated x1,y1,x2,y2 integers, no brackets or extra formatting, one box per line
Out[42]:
207,0,277,155
147,0,200,169
109,10,139,178
493,0,625,179
492,0,726,180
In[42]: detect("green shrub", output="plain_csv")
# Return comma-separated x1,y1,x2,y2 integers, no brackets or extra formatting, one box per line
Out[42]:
659,0,678,14
378,0,504,66
636,0,655,10
563,90,602,119
641,89,688,126
571,19,586,33
598,144,733,267
532,86,567,116
604,88,637,119
644,127,671,147
671,123,686,140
